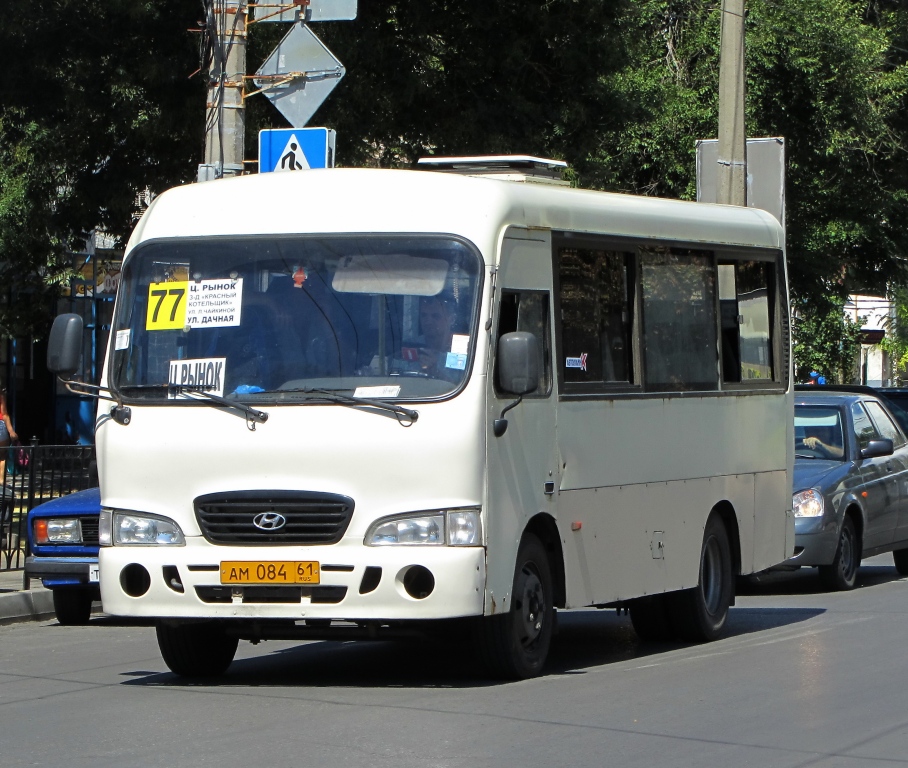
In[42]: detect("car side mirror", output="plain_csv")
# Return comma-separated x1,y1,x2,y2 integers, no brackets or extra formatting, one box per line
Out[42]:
47,314,84,376
497,331,539,396
861,438,894,459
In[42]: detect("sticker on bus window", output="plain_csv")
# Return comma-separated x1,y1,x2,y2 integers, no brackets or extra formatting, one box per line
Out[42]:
146,278,243,331
450,334,469,355
353,385,401,398
566,353,588,372
115,329,130,350
168,357,226,397
445,353,467,370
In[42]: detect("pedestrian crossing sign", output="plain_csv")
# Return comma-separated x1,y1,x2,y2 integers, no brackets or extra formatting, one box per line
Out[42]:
258,128,336,173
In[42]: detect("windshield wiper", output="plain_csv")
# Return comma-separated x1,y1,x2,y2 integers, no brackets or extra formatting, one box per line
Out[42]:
269,387,419,425
116,383,268,427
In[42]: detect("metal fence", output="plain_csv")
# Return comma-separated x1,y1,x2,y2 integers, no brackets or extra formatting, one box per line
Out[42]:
1,443,97,571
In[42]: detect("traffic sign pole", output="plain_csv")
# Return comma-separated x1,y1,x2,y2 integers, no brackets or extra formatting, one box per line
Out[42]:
199,0,248,182
197,1,355,182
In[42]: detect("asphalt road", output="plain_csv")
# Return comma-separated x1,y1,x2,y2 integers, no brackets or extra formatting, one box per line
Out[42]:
2,555,907,768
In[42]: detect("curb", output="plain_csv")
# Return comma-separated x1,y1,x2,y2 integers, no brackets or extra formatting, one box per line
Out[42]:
0,588,55,625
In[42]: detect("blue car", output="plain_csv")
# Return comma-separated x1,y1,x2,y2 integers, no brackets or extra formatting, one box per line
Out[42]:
25,488,101,624
788,391,908,589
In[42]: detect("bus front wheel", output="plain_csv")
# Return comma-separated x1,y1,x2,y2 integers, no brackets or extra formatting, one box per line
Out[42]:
670,514,733,642
473,533,554,679
156,621,239,678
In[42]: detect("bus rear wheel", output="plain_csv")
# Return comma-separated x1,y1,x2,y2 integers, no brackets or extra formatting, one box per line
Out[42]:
473,533,554,679
670,514,733,642
156,621,238,678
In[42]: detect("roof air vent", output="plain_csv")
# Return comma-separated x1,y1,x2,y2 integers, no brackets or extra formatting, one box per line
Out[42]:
416,155,569,186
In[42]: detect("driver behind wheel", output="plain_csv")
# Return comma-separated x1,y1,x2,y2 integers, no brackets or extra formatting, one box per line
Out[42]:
803,425,844,458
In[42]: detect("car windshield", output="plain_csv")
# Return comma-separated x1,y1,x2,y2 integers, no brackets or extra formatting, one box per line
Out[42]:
110,235,483,402
794,405,846,461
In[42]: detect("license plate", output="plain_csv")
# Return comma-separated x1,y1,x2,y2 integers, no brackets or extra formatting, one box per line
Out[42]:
88,565,100,583
220,561,320,585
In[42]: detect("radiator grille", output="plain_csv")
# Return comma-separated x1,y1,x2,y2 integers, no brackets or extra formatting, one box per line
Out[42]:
81,517,100,544
194,491,354,546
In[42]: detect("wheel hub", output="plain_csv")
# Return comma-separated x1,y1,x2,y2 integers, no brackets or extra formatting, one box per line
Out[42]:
519,569,545,643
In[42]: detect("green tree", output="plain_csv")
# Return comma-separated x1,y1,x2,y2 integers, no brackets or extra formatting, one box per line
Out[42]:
0,0,203,339
792,296,864,383
881,284,908,383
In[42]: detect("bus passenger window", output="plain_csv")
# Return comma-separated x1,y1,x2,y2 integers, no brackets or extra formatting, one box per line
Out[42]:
640,248,718,392
557,247,634,387
718,260,775,383
496,291,551,397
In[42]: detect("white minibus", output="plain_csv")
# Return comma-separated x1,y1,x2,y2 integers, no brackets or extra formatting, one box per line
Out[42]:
48,157,794,679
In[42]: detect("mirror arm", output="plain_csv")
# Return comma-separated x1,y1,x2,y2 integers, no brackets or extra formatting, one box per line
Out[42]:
492,395,523,438
58,376,132,426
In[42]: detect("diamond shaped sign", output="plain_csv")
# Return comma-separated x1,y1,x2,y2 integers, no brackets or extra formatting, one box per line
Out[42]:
253,24,345,128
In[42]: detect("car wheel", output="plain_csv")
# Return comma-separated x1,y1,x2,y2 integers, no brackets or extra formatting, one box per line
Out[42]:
473,533,554,679
52,588,95,626
629,594,675,642
818,516,858,590
893,548,908,576
669,514,734,642
156,622,239,678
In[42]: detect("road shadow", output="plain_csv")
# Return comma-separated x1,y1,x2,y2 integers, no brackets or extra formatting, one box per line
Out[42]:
120,603,822,690
737,561,905,596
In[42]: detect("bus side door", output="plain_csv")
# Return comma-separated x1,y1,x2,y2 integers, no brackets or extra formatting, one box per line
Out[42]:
484,230,559,615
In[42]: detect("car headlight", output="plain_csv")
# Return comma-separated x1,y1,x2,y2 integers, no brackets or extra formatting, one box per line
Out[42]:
34,518,82,545
366,508,482,546
792,488,825,518
99,508,185,546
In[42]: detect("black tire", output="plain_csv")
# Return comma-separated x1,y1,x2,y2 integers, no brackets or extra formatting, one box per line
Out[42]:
670,514,734,642
156,622,239,678
894,548,908,576
473,533,554,679
629,595,675,642
53,588,95,626
818,516,859,591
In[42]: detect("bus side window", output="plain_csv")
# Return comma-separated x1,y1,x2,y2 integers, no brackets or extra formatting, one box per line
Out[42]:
718,260,776,383
496,291,552,397
557,246,635,388
640,248,718,392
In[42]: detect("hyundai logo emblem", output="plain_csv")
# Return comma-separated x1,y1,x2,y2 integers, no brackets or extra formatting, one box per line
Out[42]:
253,512,287,531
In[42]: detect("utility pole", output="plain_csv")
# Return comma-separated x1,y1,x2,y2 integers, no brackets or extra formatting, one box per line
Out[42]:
717,0,746,206
198,0,247,182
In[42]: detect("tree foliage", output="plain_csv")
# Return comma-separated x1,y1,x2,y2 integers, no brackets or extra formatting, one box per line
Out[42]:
881,284,908,382
0,0,203,338
792,296,865,384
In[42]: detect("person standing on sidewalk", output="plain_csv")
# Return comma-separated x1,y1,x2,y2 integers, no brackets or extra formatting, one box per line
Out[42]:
0,384,18,479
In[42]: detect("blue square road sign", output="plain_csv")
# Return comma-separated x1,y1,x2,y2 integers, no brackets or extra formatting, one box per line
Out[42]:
259,128,336,173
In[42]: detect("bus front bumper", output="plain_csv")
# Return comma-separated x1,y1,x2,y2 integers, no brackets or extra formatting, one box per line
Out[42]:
99,542,486,620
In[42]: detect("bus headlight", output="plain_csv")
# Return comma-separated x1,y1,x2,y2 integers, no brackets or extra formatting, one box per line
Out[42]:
792,489,824,518
100,509,185,546
366,508,482,546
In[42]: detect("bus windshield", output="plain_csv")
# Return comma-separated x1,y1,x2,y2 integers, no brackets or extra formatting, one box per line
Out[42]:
110,235,483,402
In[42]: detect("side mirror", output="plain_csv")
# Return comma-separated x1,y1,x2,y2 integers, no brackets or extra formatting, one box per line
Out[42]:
861,438,894,460
47,314,84,376
497,331,539,395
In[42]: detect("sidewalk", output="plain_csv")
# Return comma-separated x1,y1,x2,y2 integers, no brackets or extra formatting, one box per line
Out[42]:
0,568,55,625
